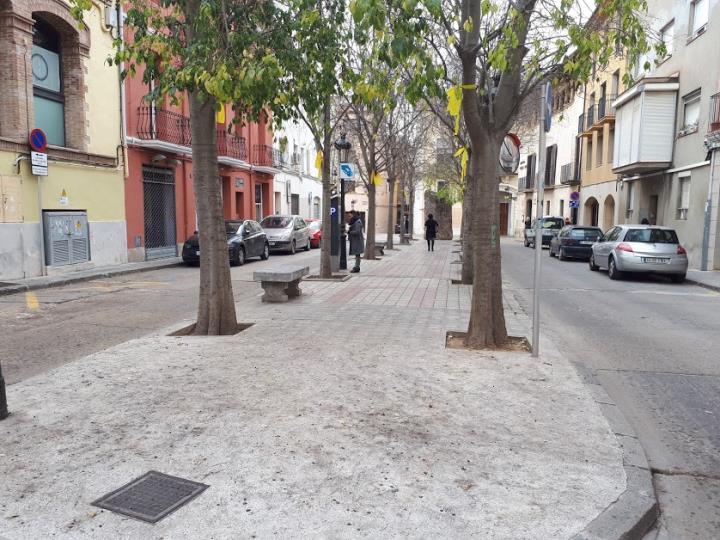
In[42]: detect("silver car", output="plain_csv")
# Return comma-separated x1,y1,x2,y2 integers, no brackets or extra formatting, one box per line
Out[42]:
589,224,688,282
260,215,311,254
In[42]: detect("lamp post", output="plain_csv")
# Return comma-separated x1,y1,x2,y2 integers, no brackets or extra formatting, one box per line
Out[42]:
334,133,352,271
0,361,8,420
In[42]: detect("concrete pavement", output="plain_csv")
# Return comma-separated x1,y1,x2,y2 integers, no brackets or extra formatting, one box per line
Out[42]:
1,239,628,539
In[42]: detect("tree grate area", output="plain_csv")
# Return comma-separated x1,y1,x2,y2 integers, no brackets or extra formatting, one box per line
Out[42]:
91,471,209,524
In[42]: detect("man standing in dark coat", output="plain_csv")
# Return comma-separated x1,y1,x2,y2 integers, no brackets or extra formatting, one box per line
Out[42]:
348,211,365,273
424,213,439,251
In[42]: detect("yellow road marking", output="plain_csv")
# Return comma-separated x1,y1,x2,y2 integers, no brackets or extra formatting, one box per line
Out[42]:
25,291,40,310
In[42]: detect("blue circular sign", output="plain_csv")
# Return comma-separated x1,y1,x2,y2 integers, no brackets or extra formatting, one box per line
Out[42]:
29,128,48,152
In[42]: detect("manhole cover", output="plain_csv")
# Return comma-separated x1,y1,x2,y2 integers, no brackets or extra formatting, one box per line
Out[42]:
92,471,208,523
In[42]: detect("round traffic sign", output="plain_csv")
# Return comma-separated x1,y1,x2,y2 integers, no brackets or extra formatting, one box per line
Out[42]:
570,191,580,201
29,128,48,152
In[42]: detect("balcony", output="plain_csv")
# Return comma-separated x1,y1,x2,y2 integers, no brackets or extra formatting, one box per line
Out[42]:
596,94,617,124
137,107,192,147
612,77,678,174
217,129,247,161
579,105,596,137
253,144,286,169
518,176,534,191
560,162,579,184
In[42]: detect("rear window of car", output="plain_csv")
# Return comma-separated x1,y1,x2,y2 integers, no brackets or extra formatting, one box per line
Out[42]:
541,218,564,229
570,228,602,240
260,217,292,228
624,228,679,244
308,221,321,231
225,222,243,234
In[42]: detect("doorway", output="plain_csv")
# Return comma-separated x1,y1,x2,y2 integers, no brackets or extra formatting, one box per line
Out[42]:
499,202,509,235
649,195,658,225
142,166,177,260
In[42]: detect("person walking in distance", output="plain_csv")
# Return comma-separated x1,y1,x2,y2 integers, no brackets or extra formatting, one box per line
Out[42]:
348,211,365,273
425,213,439,251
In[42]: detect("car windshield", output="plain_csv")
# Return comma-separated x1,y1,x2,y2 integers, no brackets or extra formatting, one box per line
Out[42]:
570,228,602,240
260,217,292,229
308,221,321,231
624,228,679,244
541,218,564,229
225,222,243,235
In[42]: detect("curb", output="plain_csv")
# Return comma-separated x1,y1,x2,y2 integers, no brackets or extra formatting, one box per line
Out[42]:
685,278,720,293
0,259,183,297
570,363,659,540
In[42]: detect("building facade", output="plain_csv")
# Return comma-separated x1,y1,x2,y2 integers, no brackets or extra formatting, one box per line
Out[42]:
612,0,720,270
272,121,322,219
0,0,126,279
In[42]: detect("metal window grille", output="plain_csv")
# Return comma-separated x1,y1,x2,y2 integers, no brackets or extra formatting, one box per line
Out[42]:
143,167,177,260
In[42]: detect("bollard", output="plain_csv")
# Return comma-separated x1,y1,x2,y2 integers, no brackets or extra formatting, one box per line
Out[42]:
0,362,8,420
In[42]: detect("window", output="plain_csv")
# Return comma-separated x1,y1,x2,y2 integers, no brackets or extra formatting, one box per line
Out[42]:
586,141,593,170
608,128,615,164
526,154,537,187
597,134,604,166
624,228,679,243
660,20,674,57
545,144,557,186
255,183,263,220
690,0,708,37
32,17,65,146
559,199,564,217
546,200,550,215
677,175,690,220
313,197,320,219
682,90,701,132
625,182,634,219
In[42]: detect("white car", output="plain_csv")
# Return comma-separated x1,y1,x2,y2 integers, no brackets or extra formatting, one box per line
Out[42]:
260,215,311,254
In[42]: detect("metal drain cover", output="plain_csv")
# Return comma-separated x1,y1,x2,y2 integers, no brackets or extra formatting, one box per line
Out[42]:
92,471,209,523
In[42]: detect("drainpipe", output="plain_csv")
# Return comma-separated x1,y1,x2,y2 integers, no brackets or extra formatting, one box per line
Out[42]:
701,147,717,270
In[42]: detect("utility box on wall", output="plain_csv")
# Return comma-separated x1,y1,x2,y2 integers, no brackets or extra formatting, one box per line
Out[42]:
43,211,90,266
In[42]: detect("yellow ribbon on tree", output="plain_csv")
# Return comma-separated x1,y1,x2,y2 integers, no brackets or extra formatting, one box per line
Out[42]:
454,146,469,181
446,83,477,136
314,150,323,174
371,170,383,186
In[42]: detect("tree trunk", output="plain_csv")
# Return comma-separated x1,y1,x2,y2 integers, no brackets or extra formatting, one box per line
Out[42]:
386,178,395,249
319,100,333,278
460,168,474,284
408,189,415,237
189,91,238,335
365,181,376,259
464,137,508,348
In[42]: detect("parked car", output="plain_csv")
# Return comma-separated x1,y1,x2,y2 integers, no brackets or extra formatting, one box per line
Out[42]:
306,219,322,248
182,220,269,266
589,225,688,282
549,225,603,260
524,217,565,248
260,215,311,254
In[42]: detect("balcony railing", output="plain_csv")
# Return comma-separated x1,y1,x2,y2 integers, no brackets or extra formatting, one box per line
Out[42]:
217,129,247,161
585,104,595,129
710,92,720,132
137,106,191,147
253,144,286,168
560,162,579,184
578,113,585,134
518,176,534,191
597,94,617,121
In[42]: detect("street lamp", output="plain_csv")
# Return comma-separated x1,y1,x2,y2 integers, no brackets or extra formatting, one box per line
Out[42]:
334,133,352,271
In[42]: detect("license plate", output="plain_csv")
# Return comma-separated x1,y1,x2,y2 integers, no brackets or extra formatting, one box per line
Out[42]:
581,241,593,245
642,257,668,263
269,242,276,246
195,250,200,256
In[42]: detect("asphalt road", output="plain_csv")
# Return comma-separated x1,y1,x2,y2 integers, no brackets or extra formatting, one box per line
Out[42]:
0,248,319,385
501,238,720,539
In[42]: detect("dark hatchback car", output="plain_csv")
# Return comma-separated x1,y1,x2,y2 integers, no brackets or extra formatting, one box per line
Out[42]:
182,220,269,266
549,225,603,260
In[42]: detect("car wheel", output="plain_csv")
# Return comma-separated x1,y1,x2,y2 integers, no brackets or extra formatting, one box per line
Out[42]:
670,273,686,284
549,246,555,258
589,253,599,271
558,248,565,261
608,256,622,280
304,237,311,251
260,243,269,260
290,240,296,255
524,237,530,247
236,247,245,266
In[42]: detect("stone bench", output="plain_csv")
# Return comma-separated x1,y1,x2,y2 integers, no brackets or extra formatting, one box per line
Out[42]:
374,242,386,257
253,265,309,303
